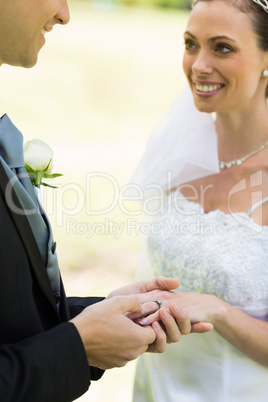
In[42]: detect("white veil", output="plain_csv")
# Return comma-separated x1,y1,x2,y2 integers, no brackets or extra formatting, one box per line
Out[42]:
130,86,220,193
130,86,220,280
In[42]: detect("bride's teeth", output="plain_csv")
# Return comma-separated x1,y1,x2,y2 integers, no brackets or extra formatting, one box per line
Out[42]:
196,84,222,93
41,29,46,37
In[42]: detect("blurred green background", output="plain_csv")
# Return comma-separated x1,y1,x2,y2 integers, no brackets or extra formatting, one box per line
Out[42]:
0,1,189,400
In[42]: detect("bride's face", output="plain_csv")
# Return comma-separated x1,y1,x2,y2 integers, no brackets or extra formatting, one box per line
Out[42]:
183,0,268,114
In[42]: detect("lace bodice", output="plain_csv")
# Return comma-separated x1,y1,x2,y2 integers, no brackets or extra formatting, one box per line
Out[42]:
134,191,268,402
147,192,268,317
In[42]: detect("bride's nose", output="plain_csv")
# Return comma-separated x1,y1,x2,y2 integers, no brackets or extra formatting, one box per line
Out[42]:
191,50,213,75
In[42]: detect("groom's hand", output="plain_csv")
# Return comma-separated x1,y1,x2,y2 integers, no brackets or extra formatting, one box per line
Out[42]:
107,277,180,299
70,295,156,369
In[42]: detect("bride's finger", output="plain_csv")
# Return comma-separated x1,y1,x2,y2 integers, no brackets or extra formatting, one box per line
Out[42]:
191,322,214,333
146,321,167,353
158,308,182,343
168,303,191,335
137,311,159,326
127,301,162,321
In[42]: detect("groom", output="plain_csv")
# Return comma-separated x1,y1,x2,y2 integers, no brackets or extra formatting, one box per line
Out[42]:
0,1,212,401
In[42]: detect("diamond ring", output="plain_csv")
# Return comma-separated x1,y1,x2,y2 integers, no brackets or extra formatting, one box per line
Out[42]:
154,300,162,309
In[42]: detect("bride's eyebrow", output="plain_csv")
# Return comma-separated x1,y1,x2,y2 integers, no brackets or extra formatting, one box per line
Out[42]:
184,31,236,43
209,35,237,43
184,31,197,39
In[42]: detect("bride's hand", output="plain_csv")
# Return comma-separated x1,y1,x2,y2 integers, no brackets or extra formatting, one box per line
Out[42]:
146,304,191,352
136,292,219,330
145,303,212,351
154,303,213,338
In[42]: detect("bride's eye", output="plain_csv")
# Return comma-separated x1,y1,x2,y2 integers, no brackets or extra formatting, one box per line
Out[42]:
216,44,233,54
184,39,197,51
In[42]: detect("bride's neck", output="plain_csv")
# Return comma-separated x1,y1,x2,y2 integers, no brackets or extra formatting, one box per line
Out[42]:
215,105,268,160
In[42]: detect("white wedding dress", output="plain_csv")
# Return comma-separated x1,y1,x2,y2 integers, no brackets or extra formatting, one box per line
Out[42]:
133,191,268,402
131,87,268,402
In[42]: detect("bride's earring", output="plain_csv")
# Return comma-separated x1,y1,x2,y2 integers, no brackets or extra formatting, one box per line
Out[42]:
263,70,268,77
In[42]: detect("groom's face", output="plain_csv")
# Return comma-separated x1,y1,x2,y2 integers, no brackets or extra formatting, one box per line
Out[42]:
0,0,70,68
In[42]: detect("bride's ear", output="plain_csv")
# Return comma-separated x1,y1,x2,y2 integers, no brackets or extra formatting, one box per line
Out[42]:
262,53,268,77
262,52,268,77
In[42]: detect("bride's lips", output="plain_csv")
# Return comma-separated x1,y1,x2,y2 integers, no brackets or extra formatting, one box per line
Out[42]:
193,81,225,98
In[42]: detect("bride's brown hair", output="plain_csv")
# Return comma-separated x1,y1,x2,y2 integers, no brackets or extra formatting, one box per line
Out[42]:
192,0,268,98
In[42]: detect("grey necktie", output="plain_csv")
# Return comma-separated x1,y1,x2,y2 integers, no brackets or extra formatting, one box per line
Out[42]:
0,114,61,300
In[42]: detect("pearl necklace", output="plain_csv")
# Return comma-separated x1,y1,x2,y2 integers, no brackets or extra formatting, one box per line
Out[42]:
219,140,268,169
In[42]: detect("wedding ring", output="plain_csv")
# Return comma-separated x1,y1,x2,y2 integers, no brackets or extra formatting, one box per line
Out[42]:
141,310,145,317
154,300,162,310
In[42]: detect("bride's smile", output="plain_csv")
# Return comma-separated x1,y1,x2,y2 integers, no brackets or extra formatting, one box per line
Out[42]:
193,80,225,97
183,1,268,114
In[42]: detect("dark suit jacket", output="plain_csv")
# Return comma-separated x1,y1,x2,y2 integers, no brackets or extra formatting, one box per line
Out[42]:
0,158,104,401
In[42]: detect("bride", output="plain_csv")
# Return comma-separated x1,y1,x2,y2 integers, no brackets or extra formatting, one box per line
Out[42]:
131,0,268,401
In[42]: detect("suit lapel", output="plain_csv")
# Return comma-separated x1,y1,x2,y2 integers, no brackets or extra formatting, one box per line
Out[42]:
0,159,59,317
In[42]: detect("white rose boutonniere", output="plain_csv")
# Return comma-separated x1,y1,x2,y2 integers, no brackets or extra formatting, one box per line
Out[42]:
24,139,63,188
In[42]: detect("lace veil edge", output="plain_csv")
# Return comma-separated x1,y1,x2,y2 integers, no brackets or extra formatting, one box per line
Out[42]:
130,86,220,196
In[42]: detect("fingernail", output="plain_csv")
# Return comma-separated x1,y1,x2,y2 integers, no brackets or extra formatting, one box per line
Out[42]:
139,318,148,325
153,321,161,330
172,304,180,312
